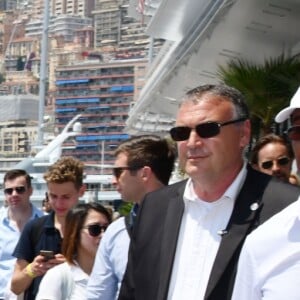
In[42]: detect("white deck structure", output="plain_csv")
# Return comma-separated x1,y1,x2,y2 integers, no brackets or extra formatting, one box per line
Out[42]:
126,0,300,134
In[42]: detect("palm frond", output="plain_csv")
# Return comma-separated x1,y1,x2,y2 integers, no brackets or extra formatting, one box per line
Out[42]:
217,53,300,136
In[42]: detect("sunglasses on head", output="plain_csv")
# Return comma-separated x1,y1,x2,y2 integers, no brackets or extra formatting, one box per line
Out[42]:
287,126,300,141
4,186,26,195
112,166,144,179
170,117,247,141
261,157,290,170
83,223,108,237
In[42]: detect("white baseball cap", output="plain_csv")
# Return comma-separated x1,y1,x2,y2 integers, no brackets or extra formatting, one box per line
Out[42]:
275,87,300,123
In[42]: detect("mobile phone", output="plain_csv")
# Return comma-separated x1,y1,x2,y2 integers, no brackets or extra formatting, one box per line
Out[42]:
40,250,55,261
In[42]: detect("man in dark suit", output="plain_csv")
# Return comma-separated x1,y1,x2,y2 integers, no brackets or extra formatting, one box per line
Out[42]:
118,84,300,300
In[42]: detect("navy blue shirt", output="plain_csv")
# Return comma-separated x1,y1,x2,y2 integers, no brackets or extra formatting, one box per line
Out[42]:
13,211,62,300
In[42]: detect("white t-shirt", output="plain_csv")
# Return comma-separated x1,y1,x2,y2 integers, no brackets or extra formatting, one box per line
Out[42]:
36,262,89,300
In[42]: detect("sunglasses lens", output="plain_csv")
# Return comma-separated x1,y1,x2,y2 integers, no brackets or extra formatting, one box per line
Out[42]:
288,126,300,141
16,186,26,194
261,161,273,169
4,186,26,195
261,157,290,170
113,168,122,179
170,127,191,141
4,188,12,195
196,122,220,138
88,224,107,237
278,157,290,166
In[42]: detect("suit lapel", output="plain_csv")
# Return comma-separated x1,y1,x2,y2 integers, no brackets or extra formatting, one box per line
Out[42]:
157,182,186,300
205,167,271,298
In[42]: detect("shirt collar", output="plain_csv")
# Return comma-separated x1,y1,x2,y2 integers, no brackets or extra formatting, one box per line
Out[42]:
184,162,247,203
2,203,42,224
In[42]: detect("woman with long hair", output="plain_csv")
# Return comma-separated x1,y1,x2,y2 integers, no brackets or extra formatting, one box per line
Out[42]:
36,202,112,300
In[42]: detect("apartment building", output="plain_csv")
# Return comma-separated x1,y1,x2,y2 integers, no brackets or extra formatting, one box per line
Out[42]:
28,0,95,18
92,0,121,48
55,58,147,174
50,0,95,17
26,15,92,41
0,95,38,170
0,0,17,11
92,0,160,59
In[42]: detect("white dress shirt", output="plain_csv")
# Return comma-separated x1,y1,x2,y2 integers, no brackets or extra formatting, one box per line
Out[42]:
167,164,247,300
232,199,300,300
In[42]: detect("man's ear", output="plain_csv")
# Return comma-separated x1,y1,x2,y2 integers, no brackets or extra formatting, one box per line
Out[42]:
79,184,86,196
141,166,152,181
28,186,33,197
240,119,251,148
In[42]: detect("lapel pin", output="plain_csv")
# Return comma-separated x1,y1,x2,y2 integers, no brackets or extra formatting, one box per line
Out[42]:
250,202,259,211
217,230,228,236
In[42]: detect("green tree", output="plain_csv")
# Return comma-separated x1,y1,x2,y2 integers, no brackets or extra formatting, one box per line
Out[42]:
217,53,300,139
118,201,133,216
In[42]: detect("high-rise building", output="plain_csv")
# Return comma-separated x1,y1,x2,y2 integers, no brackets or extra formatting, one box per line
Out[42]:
26,15,92,40
92,0,161,59
92,0,121,48
54,58,147,174
50,0,95,17
0,0,17,11
28,0,95,19
0,95,39,167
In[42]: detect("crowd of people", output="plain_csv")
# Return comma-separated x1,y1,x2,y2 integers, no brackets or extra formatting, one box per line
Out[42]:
0,84,299,300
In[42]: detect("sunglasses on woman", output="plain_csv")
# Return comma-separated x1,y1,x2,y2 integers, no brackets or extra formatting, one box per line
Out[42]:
83,223,108,237
260,157,290,170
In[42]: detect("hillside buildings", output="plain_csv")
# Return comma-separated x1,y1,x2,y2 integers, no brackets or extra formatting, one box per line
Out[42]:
0,0,159,173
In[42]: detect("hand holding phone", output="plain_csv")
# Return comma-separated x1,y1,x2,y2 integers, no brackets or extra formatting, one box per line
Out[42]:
40,250,55,261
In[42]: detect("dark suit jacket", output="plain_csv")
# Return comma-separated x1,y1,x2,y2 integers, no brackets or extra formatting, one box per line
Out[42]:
118,166,300,300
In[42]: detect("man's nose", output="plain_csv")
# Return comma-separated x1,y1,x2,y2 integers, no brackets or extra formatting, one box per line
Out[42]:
186,129,203,146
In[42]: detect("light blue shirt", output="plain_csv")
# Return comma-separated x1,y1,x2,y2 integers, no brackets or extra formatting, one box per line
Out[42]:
87,216,130,300
0,204,43,298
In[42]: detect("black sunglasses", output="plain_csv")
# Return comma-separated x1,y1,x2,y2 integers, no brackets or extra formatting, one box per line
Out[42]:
261,157,290,170
170,117,247,141
287,126,300,141
83,223,108,237
4,186,26,195
113,166,144,179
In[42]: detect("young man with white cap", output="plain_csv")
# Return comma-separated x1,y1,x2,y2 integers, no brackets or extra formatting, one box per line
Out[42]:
275,87,300,174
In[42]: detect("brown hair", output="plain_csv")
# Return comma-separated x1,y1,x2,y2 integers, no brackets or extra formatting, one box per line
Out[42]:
4,169,32,188
62,202,112,264
43,156,84,190
250,133,294,165
114,135,176,185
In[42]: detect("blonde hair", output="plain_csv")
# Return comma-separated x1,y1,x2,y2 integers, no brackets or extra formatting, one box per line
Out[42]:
44,156,84,190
